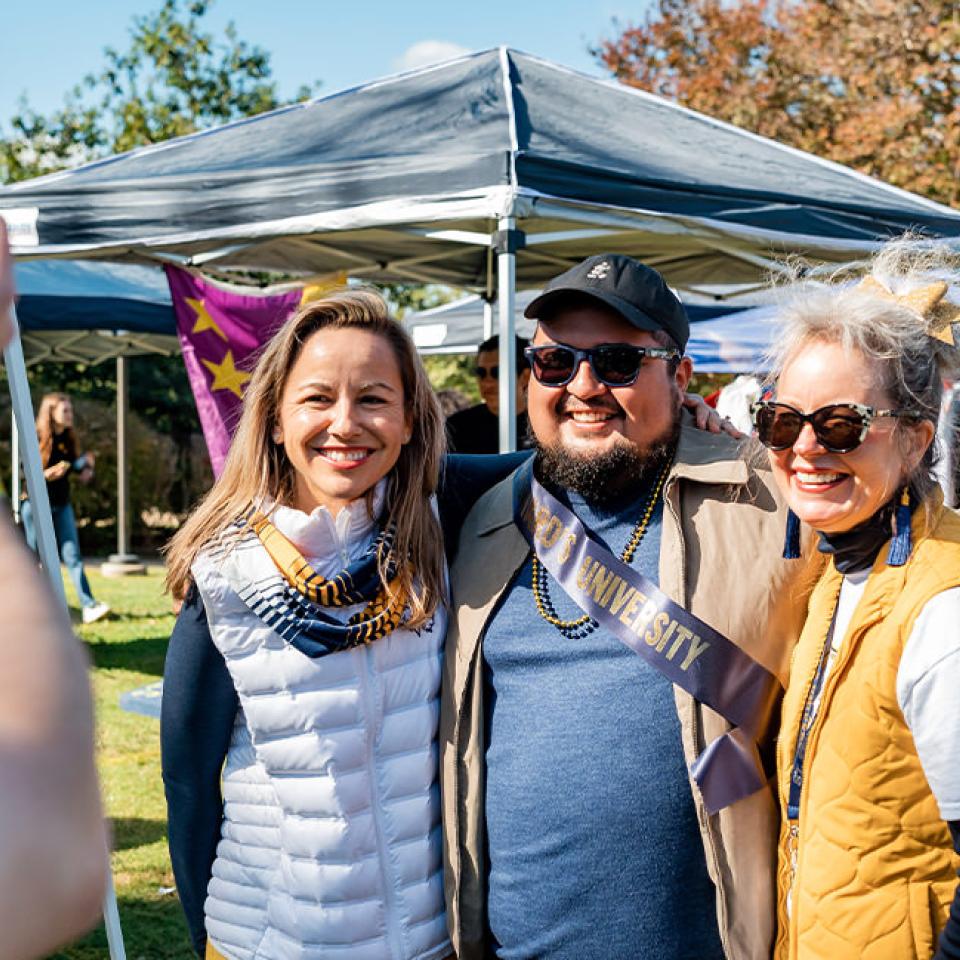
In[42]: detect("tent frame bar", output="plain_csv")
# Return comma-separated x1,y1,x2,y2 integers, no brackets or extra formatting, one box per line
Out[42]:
495,215,521,452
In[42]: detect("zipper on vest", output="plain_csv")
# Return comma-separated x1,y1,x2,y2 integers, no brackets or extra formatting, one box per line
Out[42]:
359,644,406,959
785,821,799,918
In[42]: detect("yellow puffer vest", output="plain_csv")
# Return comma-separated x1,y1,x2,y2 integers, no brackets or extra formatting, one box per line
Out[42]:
775,495,960,960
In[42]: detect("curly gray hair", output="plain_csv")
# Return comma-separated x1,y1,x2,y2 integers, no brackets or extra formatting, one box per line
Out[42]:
763,239,960,504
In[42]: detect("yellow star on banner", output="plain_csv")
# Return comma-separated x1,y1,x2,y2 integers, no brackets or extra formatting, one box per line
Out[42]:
201,350,252,398
187,297,227,340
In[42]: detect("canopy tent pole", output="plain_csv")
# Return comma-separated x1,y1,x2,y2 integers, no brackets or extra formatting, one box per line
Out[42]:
482,295,494,340
103,354,144,576
3,300,127,959
10,410,20,522
494,216,524,452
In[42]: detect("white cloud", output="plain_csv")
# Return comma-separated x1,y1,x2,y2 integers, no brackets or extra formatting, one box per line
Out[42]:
393,40,472,73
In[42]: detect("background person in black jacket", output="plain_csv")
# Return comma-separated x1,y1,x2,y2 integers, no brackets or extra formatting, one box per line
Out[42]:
20,393,110,624
446,334,532,453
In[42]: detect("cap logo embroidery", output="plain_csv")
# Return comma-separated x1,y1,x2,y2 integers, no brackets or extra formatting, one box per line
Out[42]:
587,262,610,280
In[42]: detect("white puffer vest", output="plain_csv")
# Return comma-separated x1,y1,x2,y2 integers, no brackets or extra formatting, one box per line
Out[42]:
192,494,449,960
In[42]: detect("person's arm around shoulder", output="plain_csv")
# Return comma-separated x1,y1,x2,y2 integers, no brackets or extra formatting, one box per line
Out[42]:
438,452,532,559
0,514,108,959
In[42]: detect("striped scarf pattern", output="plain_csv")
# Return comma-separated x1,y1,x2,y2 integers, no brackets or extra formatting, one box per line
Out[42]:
225,506,407,657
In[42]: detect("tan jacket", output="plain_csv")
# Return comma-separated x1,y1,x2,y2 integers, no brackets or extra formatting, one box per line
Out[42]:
439,422,819,960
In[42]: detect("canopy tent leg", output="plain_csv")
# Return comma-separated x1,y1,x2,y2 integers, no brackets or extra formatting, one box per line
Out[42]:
103,355,144,576
3,303,127,960
10,409,20,522
482,295,495,340
494,216,524,453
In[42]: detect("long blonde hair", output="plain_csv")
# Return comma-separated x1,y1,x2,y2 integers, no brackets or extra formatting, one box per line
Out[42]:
36,392,78,466
165,289,447,627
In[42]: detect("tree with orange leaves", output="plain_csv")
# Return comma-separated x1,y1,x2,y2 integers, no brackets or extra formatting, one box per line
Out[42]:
594,0,960,206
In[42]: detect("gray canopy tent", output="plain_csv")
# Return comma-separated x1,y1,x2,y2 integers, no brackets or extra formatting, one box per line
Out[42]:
5,46,960,449
5,45,960,957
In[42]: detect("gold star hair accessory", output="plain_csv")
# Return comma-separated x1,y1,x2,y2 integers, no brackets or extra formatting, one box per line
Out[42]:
856,275,960,346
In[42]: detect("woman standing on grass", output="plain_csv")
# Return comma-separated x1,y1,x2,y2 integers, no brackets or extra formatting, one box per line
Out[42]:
21,392,110,624
162,290,454,960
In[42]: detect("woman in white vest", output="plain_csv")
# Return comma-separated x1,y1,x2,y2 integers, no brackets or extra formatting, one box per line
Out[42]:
162,290,452,960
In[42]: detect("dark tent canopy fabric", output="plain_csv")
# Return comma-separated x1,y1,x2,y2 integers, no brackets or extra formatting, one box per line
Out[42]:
15,260,173,334
12,260,177,365
4,48,960,291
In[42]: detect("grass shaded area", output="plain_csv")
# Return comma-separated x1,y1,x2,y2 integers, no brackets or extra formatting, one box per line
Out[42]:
49,566,195,960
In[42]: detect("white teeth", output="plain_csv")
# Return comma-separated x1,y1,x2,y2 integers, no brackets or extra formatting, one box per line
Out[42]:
322,449,367,462
569,411,613,422
796,471,844,484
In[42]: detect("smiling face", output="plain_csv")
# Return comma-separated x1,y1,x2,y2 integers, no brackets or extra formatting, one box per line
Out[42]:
274,327,411,515
528,302,692,461
769,339,934,533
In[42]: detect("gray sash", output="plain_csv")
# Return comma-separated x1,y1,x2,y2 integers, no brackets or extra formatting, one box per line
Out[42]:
513,461,781,813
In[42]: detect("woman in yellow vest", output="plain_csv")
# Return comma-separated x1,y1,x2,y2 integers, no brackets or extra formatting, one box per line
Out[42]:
751,240,960,960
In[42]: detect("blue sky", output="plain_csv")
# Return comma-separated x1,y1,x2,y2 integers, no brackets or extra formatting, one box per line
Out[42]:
1,1,653,126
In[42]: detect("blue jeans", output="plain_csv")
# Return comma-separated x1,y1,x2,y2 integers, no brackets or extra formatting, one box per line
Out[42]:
21,500,97,608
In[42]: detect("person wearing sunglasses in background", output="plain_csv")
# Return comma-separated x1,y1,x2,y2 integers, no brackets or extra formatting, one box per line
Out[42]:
440,254,816,960
446,334,533,453
751,243,960,960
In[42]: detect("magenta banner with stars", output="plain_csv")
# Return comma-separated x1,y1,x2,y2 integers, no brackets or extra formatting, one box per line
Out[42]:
165,265,303,476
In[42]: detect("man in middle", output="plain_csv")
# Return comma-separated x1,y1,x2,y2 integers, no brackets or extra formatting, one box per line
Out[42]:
440,254,816,960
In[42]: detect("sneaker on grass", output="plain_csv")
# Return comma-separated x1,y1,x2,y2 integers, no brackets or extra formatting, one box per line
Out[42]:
82,601,111,624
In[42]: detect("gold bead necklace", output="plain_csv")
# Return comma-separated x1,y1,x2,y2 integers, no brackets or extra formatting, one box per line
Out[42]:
531,460,671,639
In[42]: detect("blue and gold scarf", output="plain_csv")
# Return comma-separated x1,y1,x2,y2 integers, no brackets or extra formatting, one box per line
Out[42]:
223,505,407,658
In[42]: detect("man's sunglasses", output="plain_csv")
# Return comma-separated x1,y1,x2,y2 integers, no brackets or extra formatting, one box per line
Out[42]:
524,343,681,388
751,400,920,453
474,365,499,380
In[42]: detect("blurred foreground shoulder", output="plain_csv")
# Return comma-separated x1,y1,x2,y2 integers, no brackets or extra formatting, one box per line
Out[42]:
0,515,107,959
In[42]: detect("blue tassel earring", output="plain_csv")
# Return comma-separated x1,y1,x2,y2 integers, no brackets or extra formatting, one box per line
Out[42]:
887,488,912,567
783,509,801,560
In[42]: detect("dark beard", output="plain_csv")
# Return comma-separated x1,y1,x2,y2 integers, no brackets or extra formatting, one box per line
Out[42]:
535,417,680,509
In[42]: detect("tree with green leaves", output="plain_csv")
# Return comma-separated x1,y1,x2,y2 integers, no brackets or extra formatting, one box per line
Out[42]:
2,0,318,183
1,0,319,525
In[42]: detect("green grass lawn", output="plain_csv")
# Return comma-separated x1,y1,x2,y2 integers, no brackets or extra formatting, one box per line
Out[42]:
48,566,196,960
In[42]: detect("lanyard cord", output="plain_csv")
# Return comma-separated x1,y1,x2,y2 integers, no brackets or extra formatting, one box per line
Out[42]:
787,611,839,820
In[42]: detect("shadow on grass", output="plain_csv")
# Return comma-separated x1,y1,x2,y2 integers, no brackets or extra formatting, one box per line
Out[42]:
110,816,168,853
48,895,195,959
87,636,168,676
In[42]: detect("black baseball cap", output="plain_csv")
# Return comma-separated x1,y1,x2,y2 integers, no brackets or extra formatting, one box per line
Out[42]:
524,254,689,351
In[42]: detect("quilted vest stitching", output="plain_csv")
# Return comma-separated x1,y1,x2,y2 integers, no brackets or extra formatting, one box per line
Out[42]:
194,544,450,960
774,504,960,960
